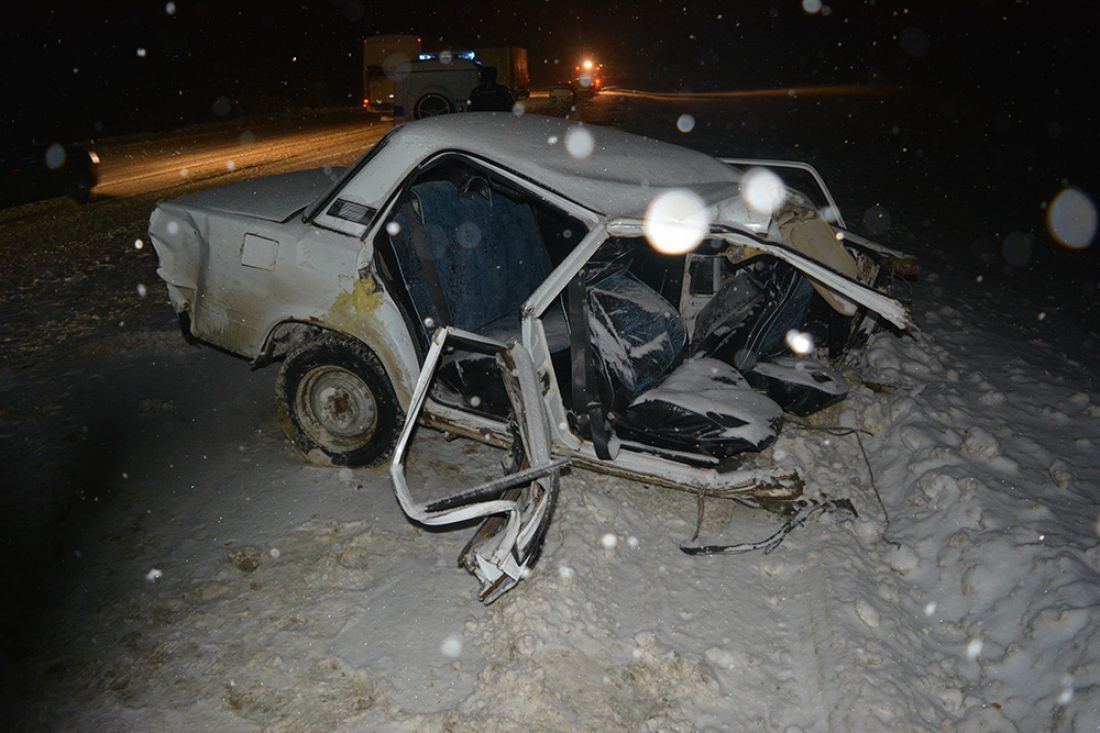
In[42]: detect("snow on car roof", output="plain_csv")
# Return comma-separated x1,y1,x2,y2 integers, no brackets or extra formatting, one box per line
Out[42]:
388,113,742,216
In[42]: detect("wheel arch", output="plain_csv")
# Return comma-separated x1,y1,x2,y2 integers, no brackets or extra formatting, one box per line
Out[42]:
257,319,417,409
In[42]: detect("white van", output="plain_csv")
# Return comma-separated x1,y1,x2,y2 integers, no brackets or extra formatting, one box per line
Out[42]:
393,58,480,122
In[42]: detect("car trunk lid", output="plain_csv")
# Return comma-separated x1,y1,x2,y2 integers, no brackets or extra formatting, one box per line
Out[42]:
167,167,346,222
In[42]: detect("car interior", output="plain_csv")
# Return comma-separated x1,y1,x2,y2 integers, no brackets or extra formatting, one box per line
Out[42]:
376,156,852,463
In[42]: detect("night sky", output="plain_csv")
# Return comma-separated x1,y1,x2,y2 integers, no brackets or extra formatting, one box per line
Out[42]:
3,0,1097,148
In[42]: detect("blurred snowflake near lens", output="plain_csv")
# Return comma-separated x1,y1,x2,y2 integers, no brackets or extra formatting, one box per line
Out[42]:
565,125,594,159
741,167,787,215
785,329,814,355
644,188,710,254
440,634,463,658
1047,187,1097,249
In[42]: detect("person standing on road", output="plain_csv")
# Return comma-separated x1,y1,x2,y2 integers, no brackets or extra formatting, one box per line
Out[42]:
467,66,514,112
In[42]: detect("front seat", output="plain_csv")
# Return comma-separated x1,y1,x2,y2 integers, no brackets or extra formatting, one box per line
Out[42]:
577,258,784,459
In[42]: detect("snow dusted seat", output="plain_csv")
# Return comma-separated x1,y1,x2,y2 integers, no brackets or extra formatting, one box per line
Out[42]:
582,267,783,458
618,357,783,458
690,258,849,417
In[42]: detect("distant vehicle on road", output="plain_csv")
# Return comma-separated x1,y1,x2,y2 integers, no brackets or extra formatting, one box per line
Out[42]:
390,46,529,121
574,58,605,95
548,81,578,108
0,142,100,208
361,34,422,113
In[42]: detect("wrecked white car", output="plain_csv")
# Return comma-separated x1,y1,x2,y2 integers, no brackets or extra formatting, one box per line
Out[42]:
149,114,912,602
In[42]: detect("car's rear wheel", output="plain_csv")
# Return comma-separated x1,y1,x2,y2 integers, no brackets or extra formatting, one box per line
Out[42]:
276,334,401,466
414,93,453,119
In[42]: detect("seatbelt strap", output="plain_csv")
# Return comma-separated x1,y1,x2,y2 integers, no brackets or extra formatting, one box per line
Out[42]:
567,277,613,460
404,209,453,329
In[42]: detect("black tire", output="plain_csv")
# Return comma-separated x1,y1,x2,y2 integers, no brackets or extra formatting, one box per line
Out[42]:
413,93,454,119
67,172,92,203
276,334,402,467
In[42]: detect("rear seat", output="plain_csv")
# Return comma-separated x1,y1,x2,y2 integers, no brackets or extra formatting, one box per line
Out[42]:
388,178,562,417
389,179,552,337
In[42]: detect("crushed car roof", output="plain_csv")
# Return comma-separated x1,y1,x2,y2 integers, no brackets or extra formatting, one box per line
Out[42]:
388,113,743,217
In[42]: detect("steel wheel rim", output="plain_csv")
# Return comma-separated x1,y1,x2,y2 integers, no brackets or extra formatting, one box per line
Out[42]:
296,365,378,450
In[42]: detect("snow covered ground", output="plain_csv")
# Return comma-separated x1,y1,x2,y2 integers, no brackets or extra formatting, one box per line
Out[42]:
1,95,1098,731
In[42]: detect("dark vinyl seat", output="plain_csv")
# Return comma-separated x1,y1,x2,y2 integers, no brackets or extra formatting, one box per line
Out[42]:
389,179,552,336
691,259,849,417
582,267,783,459
387,179,563,416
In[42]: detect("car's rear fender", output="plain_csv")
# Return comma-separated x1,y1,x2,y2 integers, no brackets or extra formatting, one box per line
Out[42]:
257,277,420,408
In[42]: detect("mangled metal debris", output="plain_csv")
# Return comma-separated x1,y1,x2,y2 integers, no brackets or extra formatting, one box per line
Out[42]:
390,328,567,603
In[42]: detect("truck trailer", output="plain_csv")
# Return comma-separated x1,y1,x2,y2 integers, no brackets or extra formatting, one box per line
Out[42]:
473,46,530,99
362,35,422,113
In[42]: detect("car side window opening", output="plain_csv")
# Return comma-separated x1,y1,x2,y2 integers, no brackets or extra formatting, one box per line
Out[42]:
377,157,581,417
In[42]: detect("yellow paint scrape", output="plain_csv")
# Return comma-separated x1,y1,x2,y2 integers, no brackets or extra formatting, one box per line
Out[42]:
327,277,383,332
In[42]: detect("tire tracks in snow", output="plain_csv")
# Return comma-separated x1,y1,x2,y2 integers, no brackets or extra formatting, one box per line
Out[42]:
761,546,846,733
94,121,388,198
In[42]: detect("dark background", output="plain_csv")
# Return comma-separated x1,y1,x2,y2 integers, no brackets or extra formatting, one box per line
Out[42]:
3,0,1097,147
